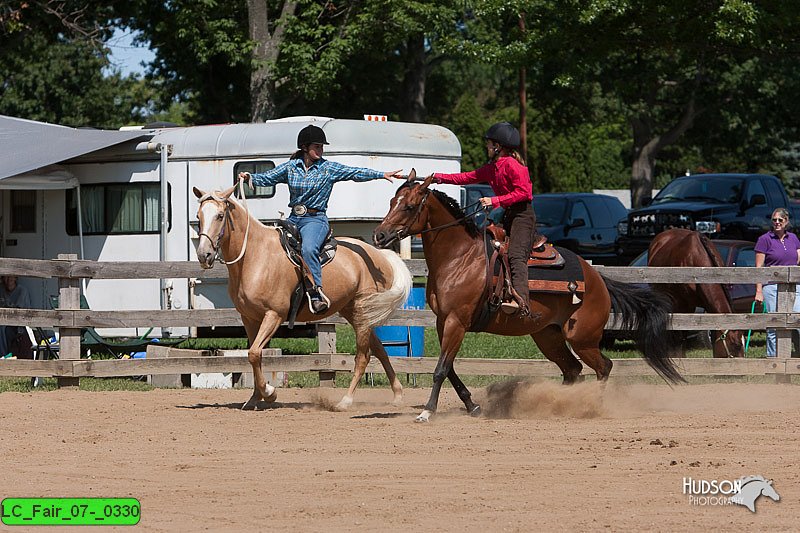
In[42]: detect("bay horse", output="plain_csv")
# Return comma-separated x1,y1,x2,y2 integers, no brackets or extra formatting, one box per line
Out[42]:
193,183,412,410
373,173,683,422
647,229,744,358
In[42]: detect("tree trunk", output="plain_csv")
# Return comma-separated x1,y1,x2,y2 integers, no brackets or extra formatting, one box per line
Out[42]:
629,97,700,208
400,34,426,122
630,137,657,208
246,0,297,122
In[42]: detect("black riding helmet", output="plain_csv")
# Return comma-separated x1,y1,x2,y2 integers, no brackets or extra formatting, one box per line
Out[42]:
484,121,520,150
297,125,329,148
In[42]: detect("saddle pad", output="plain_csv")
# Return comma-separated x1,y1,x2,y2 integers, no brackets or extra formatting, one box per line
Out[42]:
527,246,584,294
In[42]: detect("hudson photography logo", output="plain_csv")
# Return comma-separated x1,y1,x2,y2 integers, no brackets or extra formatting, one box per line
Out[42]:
682,475,781,512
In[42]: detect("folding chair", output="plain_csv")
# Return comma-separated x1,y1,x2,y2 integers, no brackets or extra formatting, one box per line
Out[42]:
48,295,185,358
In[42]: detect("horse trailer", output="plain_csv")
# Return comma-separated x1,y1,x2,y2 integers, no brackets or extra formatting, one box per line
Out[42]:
0,116,463,337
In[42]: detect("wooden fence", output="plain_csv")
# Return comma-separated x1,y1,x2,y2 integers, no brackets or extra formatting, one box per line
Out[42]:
1,255,799,386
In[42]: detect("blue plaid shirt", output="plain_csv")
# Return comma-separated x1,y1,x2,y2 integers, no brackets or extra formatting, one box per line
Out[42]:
250,158,385,213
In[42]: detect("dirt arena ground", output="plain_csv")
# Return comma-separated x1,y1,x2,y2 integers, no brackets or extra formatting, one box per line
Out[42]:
1,381,798,531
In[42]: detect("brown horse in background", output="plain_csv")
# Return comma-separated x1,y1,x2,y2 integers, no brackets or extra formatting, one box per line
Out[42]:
193,183,412,410
648,229,744,358
373,172,683,422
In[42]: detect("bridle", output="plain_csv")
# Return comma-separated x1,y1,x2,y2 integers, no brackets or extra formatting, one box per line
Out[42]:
392,186,485,241
715,329,737,358
197,178,251,265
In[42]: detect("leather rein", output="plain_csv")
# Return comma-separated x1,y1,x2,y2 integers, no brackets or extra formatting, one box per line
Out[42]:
197,178,251,265
393,188,485,241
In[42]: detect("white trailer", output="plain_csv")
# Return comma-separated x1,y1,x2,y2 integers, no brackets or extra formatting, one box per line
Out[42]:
0,116,462,337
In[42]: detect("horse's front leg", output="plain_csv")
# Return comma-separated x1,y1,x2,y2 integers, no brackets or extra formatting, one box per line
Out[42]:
242,310,283,410
418,315,467,422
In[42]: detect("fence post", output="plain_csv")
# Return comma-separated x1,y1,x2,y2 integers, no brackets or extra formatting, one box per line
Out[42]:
56,254,81,388
774,281,793,384
317,323,336,387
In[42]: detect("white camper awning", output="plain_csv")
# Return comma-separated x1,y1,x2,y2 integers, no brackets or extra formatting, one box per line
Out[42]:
0,165,79,190
0,115,147,182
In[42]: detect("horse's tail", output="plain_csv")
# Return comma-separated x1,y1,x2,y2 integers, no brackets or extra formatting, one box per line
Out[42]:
601,274,685,384
358,249,413,328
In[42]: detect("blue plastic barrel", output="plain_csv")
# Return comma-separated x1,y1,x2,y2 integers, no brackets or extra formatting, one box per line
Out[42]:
375,286,425,357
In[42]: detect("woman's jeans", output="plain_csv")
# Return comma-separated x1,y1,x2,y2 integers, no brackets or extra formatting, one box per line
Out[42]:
762,283,800,356
288,213,329,288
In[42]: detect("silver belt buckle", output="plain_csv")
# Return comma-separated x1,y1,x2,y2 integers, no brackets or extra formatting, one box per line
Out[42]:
292,204,308,216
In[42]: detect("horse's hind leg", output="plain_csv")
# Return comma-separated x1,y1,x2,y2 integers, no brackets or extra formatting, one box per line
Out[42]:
242,311,283,410
531,326,583,384
564,298,613,380
336,326,404,411
448,368,480,416
369,330,403,405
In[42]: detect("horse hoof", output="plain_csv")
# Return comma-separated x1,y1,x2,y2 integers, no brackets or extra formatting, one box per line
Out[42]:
469,405,482,417
415,410,432,423
263,390,278,403
334,397,353,412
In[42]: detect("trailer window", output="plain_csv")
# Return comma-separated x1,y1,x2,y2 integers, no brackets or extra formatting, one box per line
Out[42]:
234,161,276,198
65,183,171,235
10,190,36,232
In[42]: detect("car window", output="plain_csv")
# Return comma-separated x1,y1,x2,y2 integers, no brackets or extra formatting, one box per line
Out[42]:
732,246,756,267
630,251,648,266
584,197,610,228
533,197,567,227
745,179,767,205
602,197,628,222
570,201,591,226
714,243,731,264
764,178,786,207
653,176,744,204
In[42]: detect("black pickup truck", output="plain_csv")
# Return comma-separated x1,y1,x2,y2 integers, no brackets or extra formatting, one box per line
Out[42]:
616,173,800,263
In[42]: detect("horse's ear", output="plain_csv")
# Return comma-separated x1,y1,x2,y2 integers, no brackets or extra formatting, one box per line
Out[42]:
406,168,417,182
192,187,204,199
220,184,237,200
421,173,436,189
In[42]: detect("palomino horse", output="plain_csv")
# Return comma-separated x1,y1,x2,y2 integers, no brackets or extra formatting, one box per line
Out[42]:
648,229,745,358
373,173,683,422
193,183,412,410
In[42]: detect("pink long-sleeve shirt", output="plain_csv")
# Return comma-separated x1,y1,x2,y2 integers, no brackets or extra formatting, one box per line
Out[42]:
434,156,532,209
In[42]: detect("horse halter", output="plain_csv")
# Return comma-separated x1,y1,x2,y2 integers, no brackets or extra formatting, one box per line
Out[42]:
197,179,251,265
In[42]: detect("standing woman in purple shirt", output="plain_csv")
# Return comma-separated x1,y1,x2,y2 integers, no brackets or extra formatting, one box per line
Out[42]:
754,207,800,356
433,122,544,316
239,125,401,314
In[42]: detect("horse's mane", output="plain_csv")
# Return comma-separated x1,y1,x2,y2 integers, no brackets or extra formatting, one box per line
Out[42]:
697,233,733,304
738,475,769,486
400,182,480,238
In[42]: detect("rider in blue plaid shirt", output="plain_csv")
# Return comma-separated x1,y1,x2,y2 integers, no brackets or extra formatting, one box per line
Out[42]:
240,124,401,314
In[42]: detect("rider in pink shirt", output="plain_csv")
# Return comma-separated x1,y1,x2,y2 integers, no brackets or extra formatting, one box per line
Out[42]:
433,122,543,316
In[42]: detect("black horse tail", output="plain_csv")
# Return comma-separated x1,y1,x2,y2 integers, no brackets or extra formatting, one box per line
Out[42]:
601,274,685,384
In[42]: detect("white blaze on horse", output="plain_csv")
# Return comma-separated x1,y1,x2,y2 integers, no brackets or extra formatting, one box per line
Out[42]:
193,183,412,410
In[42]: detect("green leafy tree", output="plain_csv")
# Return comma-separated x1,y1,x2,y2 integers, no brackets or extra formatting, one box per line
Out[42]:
0,2,146,127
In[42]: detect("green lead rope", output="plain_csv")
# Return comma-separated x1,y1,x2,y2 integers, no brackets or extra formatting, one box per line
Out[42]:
745,300,766,354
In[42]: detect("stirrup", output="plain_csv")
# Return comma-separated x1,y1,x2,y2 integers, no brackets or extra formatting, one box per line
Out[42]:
500,301,519,314
307,286,330,314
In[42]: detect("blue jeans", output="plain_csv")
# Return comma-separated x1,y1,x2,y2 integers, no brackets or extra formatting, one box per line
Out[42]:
288,213,329,288
762,283,800,357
